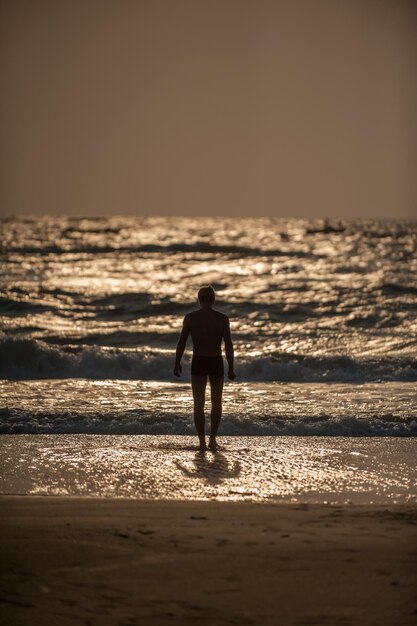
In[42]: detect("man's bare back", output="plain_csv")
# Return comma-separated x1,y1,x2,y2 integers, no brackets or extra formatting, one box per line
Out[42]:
185,308,227,356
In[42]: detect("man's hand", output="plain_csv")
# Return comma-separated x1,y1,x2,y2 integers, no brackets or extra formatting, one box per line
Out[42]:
173,363,182,377
228,370,236,381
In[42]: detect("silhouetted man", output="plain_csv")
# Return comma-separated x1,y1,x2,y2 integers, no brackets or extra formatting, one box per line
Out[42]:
174,285,235,451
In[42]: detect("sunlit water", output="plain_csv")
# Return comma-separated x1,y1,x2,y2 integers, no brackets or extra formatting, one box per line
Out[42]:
1,217,416,501
1,217,416,386
1,380,416,436
1,435,415,504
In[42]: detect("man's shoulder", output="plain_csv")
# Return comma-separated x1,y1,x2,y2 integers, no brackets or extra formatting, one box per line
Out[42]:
184,310,200,322
212,310,229,326
216,311,228,320
212,308,228,318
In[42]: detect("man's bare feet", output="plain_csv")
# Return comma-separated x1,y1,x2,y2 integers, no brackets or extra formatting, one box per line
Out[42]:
198,438,207,451
208,436,217,451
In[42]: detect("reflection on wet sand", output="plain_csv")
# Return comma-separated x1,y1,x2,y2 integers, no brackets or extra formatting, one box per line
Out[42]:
175,451,241,486
1,435,415,504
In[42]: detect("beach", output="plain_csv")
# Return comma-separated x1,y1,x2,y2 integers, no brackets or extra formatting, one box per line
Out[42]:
1,217,416,623
1,435,416,624
1,497,416,625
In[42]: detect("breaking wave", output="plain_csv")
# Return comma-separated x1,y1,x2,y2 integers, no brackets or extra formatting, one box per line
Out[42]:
1,337,416,383
0,406,415,436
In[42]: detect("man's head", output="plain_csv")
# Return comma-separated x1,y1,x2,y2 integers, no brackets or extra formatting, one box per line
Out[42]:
198,285,215,306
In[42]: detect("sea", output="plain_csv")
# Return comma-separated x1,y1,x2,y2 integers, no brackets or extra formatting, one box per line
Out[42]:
1,216,416,502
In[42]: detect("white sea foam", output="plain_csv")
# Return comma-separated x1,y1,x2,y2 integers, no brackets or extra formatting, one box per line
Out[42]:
1,380,416,436
1,337,416,383
1,411,415,436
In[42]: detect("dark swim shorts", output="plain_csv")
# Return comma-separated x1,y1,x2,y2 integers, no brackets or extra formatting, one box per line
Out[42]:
191,355,224,378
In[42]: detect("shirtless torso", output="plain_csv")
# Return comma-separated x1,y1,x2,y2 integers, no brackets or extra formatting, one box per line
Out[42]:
186,308,227,356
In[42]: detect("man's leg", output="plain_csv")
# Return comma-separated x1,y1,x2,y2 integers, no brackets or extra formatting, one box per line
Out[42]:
208,376,224,449
191,374,207,450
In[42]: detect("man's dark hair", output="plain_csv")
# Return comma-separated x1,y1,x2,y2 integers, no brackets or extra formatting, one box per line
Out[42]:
198,285,215,304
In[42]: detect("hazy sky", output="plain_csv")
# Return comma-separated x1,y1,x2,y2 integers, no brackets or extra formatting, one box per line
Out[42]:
1,0,416,218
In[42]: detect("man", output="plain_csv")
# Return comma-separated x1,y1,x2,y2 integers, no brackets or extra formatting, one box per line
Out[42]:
173,285,235,451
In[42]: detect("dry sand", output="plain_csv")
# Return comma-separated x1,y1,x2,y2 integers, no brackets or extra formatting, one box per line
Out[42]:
1,497,416,625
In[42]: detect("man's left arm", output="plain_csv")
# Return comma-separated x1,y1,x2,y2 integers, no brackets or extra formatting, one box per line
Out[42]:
174,316,190,377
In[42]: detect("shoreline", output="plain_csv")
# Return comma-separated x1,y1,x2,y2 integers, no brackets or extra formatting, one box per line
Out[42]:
1,380,416,437
1,435,416,504
1,496,416,625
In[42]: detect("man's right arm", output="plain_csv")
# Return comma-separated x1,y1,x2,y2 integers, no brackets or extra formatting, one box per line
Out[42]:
223,316,235,380
174,315,190,377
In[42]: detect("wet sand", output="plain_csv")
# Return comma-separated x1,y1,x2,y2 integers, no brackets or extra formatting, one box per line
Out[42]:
2,435,416,503
1,497,416,625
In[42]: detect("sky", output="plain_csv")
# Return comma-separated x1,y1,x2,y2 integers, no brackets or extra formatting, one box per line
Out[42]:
1,0,416,219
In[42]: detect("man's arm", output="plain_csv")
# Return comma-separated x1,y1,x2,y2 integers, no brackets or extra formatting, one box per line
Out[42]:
223,316,236,380
174,315,190,377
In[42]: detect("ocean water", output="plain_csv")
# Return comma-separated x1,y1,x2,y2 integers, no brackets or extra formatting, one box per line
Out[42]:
1,216,416,437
